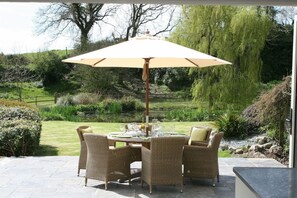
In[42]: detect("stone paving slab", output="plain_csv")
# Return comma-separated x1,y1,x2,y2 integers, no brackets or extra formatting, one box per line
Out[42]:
0,157,284,198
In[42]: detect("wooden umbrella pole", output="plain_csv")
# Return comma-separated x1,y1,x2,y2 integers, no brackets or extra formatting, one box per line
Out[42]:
144,58,150,137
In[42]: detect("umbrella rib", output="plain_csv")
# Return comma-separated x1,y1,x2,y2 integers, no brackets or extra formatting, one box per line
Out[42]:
92,58,106,66
185,58,200,67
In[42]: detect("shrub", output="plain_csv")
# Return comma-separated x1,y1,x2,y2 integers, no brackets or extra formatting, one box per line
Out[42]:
40,111,65,121
0,106,42,156
72,92,101,105
165,109,222,121
40,105,79,121
215,113,248,139
120,96,144,112
102,98,122,113
56,94,73,106
76,104,100,113
0,106,41,121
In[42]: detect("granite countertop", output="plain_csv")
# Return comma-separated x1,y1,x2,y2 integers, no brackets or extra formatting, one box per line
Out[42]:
233,167,297,198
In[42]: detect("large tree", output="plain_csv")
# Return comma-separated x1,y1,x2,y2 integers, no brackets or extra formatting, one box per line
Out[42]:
35,3,117,51
171,5,272,111
122,4,177,40
261,7,294,83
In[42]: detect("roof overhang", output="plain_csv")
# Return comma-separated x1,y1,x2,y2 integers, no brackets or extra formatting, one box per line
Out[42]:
1,0,297,6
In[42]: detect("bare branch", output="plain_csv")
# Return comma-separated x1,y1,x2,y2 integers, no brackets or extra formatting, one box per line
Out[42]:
35,3,118,48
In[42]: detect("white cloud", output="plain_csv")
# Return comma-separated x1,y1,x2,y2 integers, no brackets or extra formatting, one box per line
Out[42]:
0,2,74,54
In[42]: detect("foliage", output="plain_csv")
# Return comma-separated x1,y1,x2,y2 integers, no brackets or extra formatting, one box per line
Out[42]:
30,51,71,86
151,68,193,91
261,23,293,83
0,105,42,156
171,5,272,111
0,54,30,67
72,92,101,105
56,94,74,106
242,76,291,146
102,98,122,113
40,105,79,122
40,97,145,122
0,64,37,101
0,82,51,100
120,96,144,112
40,111,65,121
73,65,118,93
215,112,248,139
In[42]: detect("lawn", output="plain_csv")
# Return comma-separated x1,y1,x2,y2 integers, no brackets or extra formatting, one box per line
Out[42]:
37,121,231,157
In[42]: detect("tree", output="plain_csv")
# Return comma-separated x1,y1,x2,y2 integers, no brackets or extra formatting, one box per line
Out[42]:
242,76,291,146
261,23,293,83
30,51,71,86
171,5,272,111
35,3,117,51
261,6,294,83
0,54,35,101
74,65,118,94
122,4,178,40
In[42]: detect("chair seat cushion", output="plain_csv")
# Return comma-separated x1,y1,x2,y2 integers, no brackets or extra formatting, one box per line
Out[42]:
189,128,208,145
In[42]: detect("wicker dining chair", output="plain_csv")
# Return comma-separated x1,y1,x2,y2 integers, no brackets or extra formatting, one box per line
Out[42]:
83,133,131,190
141,136,185,194
183,132,224,186
76,126,116,176
76,126,93,176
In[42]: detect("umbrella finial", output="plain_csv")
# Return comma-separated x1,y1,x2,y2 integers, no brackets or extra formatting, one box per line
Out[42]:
145,29,150,36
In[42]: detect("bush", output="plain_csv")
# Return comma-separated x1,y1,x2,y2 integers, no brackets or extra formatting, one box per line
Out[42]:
40,105,79,121
120,96,144,112
40,111,65,121
72,92,101,105
215,113,248,139
102,98,122,113
56,94,73,106
0,106,42,156
165,109,222,121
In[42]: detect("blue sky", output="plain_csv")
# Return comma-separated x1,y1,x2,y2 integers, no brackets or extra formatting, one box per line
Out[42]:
0,2,74,54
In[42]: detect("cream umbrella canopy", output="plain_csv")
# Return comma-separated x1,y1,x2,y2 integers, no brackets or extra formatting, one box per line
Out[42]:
63,35,231,135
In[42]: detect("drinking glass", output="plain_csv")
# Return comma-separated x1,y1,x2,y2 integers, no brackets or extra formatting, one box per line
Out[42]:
119,124,125,133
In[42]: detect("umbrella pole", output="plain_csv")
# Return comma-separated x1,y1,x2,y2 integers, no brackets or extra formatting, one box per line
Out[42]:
144,59,150,137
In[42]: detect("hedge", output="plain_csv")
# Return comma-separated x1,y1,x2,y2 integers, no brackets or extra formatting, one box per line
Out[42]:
0,103,42,156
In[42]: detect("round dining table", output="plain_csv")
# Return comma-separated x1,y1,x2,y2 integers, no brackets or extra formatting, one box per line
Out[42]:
107,132,190,149
107,132,151,148
107,132,189,182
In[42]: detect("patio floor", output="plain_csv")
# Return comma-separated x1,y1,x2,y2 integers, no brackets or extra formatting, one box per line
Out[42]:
0,156,285,198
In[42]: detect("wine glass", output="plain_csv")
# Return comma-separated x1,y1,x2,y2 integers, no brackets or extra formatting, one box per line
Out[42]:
119,124,125,133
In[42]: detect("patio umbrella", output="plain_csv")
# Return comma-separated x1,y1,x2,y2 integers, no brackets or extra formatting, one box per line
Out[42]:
63,34,231,134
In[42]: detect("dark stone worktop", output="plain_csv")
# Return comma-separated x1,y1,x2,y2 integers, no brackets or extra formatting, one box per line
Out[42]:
233,167,297,198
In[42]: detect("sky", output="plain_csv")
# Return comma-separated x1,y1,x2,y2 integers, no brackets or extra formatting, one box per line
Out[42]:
0,2,74,55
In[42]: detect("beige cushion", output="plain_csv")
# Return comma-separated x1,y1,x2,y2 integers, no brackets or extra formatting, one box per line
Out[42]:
188,128,208,145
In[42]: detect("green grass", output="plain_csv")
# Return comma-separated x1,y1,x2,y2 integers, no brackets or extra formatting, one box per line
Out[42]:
0,83,55,106
36,121,231,157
